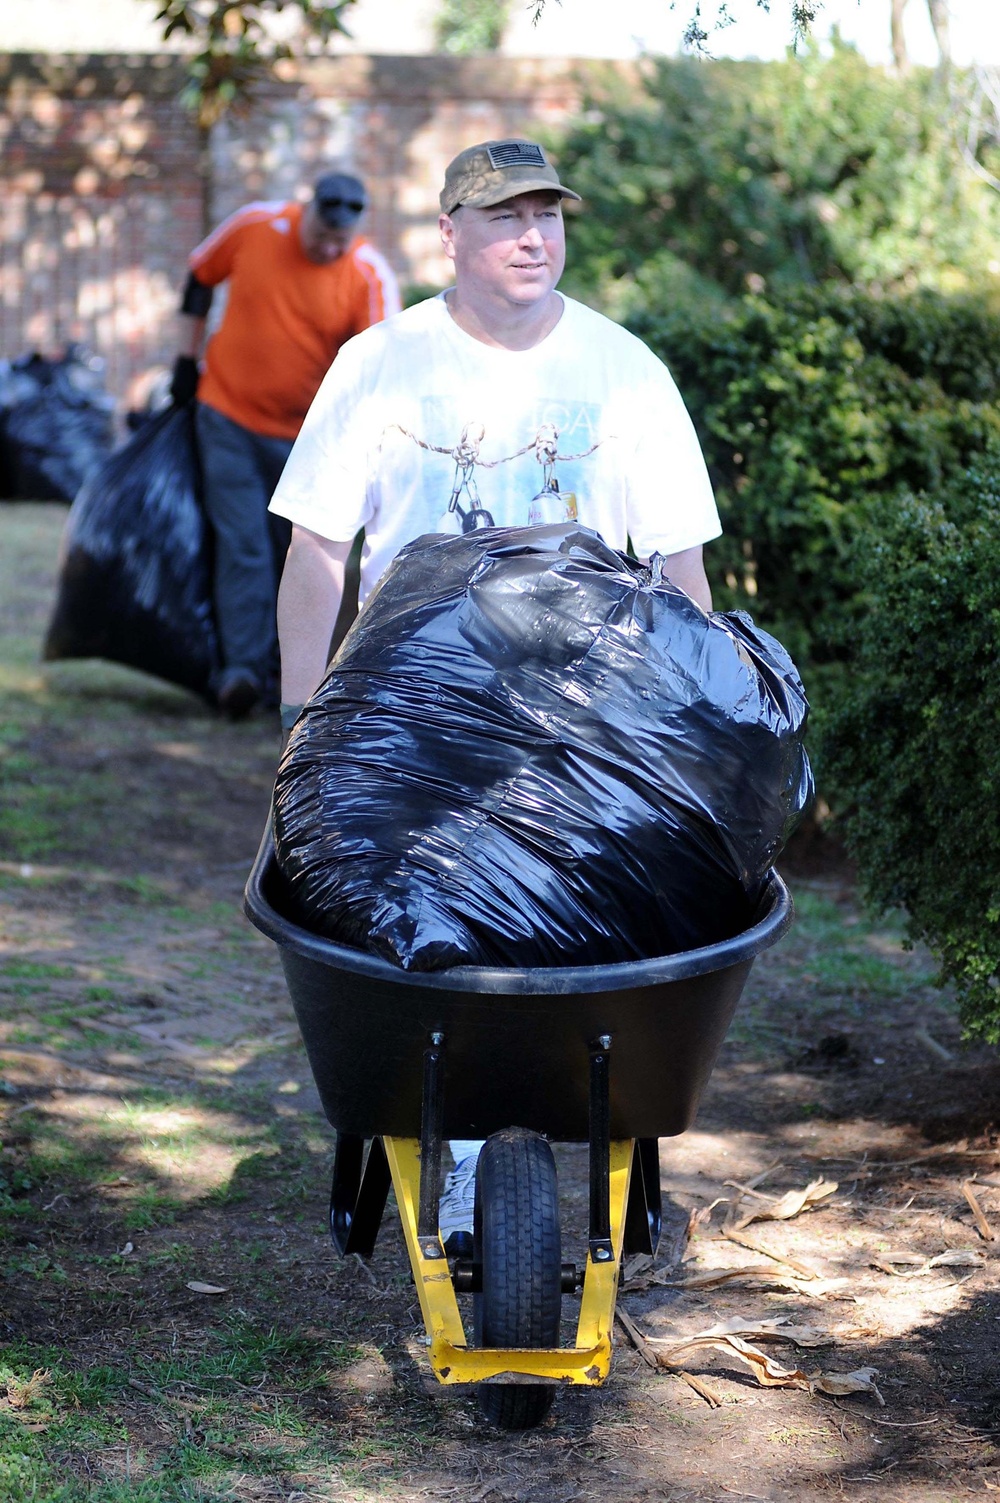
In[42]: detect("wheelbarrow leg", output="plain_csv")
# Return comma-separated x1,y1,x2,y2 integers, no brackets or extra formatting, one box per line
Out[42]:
327,1025,449,1263
623,1138,662,1257
417,1030,447,1261
588,1034,614,1263
329,1134,391,1258
588,1037,661,1259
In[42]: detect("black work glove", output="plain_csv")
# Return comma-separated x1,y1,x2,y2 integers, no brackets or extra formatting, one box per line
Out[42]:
170,355,200,406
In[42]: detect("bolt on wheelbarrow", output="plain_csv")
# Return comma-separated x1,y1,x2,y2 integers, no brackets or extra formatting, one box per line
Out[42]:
244,826,793,1429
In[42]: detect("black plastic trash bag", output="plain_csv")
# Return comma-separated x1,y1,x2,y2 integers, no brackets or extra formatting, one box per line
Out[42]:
0,346,116,501
273,525,813,971
43,403,220,696
0,357,42,498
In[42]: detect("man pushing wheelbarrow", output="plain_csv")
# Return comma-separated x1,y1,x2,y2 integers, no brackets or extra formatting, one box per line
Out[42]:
246,139,809,1428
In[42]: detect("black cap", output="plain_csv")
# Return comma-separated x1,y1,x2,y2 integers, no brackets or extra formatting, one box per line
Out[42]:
313,171,368,229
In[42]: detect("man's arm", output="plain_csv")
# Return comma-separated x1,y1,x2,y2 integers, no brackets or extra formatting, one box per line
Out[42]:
277,525,354,707
660,544,713,612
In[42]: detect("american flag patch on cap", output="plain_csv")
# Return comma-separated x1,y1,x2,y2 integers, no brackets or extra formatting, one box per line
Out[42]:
487,141,546,169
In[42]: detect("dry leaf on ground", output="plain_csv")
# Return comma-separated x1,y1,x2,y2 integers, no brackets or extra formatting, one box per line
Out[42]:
658,1330,812,1388
871,1248,986,1278
731,1178,839,1231
185,1281,229,1295
619,1317,884,1407
664,1316,835,1349
621,1253,656,1287
654,1265,851,1299
810,1367,884,1402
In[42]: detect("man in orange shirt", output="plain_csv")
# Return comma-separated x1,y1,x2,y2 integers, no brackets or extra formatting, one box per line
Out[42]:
170,172,401,718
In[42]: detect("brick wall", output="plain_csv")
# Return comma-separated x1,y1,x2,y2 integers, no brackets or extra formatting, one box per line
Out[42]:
0,54,203,409
0,52,630,410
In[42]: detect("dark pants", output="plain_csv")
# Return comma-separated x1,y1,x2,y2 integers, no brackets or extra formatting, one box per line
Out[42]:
195,401,293,685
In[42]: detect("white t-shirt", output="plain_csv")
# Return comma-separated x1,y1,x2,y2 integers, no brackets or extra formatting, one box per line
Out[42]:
269,292,721,601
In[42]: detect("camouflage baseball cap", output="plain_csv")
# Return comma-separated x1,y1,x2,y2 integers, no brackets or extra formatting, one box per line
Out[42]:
440,139,581,215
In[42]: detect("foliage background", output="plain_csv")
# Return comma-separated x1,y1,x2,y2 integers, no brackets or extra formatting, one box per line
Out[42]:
556,41,1000,313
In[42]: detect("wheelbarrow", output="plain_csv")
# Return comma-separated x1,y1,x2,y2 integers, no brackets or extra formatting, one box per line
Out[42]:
244,827,792,1429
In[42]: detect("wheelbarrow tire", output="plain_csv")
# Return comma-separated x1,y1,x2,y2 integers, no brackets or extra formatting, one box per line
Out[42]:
473,1127,562,1430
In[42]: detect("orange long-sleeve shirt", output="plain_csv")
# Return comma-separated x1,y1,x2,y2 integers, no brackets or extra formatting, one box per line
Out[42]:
190,199,401,440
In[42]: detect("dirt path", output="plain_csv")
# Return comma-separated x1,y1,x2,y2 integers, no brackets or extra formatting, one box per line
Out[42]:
2,503,999,1502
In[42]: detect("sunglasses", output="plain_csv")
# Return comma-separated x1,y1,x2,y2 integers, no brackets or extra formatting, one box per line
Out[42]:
320,198,366,214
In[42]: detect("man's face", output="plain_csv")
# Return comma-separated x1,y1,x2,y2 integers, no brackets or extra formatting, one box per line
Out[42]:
439,191,566,310
299,200,357,264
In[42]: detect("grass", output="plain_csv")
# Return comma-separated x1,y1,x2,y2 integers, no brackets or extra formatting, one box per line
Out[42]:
727,880,945,1056
0,1316,371,1502
0,1048,406,1497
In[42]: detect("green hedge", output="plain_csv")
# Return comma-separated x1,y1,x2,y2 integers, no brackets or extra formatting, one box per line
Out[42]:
819,453,1000,1040
629,288,1000,696
632,287,1000,1037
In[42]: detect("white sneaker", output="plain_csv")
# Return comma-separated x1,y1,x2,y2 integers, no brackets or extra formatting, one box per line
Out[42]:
439,1154,479,1248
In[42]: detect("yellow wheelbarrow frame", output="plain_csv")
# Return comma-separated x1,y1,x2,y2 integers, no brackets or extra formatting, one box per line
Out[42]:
384,1135,636,1387
326,1031,664,1396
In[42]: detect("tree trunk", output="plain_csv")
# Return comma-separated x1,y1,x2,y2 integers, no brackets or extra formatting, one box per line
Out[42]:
891,0,910,73
926,0,952,66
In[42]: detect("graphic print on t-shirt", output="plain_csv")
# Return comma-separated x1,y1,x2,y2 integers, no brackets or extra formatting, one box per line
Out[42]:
380,396,609,537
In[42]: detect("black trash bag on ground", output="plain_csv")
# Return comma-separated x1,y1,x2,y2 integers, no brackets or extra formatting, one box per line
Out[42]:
0,357,42,497
273,524,813,971
43,403,220,696
0,346,116,501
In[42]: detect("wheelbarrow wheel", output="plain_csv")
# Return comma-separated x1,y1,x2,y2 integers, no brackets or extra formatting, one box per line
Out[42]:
473,1127,562,1430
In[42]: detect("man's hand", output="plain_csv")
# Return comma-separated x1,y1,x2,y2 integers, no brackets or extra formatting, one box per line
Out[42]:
660,545,713,612
170,355,200,406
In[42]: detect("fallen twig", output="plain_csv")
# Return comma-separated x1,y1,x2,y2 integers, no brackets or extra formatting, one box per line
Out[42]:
615,1308,659,1370
721,1225,824,1281
962,1180,995,1242
677,1370,723,1407
723,1180,780,1204
913,1027,954,1062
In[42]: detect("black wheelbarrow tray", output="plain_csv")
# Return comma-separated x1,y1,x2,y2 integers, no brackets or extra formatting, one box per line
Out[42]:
245,827,793,1428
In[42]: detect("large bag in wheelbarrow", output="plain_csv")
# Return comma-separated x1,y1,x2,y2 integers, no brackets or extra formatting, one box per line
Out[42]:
43,403,220,697
273,523,813,970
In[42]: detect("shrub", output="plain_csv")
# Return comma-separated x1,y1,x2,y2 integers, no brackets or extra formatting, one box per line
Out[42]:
819,451,1000,1040
627,288,1000,697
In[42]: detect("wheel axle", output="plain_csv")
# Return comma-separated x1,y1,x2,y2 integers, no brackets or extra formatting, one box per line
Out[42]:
451,1259,583,1294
